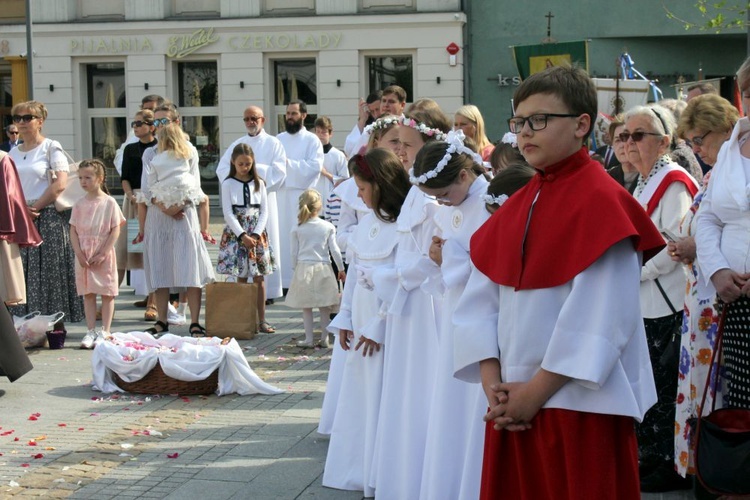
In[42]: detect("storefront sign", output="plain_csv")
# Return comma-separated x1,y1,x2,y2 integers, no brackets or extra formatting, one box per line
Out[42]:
69,29,341,56
228,32,342,51
70,37,154,54
167,28,220,59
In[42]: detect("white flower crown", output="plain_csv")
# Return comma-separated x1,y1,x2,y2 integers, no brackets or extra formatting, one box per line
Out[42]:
363,115,401,135
409,130,484,185
501,132,518,148
481,193,509,206
400,117,448,141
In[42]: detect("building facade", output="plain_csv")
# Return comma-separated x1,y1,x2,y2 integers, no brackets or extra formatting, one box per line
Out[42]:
0,0,466,193
466,1,748,141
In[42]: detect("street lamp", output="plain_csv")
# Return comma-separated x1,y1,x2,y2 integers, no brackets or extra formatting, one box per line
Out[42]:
25,0,34,100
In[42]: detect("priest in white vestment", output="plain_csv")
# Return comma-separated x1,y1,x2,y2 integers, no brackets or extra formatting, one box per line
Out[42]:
277,100,324,288
216,105,287,300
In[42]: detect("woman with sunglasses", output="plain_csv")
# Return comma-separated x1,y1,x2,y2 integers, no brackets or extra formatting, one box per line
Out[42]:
7,100,84,331
670,94,739,489
135,104,214,337
119,109,158,320
621,104,699,493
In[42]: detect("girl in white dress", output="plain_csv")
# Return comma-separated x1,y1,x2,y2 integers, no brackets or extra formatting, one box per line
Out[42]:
284,188,345,347
322,149,411,497
416,144,535,500
368,107,451,499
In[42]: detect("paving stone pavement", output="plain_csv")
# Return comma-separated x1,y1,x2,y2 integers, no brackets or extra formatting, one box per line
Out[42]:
0,219,693,499
0,220,361,499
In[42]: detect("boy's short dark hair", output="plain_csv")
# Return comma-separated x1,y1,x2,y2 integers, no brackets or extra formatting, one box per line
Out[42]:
314,116,333,133
382,85,407,103
513,65,597,137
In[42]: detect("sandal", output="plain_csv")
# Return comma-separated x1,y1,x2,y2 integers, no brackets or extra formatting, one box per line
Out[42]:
145,320,169,338
259,321,275,334
144,304,157,321
189,323,208,338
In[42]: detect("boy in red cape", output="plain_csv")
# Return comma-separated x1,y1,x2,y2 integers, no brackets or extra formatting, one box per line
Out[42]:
452,66,666,499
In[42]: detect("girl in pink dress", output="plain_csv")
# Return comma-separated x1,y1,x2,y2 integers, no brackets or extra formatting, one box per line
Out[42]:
69,159,126,348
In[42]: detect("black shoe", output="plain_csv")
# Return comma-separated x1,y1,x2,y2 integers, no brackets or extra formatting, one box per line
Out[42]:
265,298,274,305
640,464,693,493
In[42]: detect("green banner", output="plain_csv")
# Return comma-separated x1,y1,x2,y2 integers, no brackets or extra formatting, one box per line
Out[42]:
512,41,589,80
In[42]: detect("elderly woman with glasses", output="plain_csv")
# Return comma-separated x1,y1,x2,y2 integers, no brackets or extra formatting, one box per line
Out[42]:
668,94,739,485
621,104,699,493
7,100,84,331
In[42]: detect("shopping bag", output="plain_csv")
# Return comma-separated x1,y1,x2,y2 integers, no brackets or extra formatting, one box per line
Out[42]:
0,305,33,381
46,144,84,212
694,305,750,495
127,219,143,253
205,282,257,339
15,311,64,348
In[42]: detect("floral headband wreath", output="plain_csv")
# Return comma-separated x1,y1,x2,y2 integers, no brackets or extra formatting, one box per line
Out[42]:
409,130,484,185
400,116,448,141
481,193,509,206
363,115,400,135
501,132,518,148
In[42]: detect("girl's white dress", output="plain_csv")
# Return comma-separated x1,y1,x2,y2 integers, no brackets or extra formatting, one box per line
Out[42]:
284,217,344,308
369,186,441,499
419,176,490,500
139,146,214,291
322,212,398,497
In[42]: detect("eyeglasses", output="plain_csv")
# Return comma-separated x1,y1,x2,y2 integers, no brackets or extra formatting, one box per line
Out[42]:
507,113,579,133
12,114,39,123
243,116,263,123
685,130,711,148
7,131,19,135
153,118,175,127
131,120,153,128
618,131,664,143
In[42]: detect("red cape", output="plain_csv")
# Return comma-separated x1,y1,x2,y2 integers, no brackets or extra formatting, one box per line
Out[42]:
0,153,42,247
471,148,664,290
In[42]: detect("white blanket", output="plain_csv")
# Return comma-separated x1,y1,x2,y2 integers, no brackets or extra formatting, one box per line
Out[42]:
91,332,283,396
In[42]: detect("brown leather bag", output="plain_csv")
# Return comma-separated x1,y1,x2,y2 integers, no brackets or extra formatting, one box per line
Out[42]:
205,282,258,340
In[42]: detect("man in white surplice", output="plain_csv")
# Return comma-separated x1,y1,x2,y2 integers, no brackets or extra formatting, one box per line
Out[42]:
216,105,287,301
276,100,324,288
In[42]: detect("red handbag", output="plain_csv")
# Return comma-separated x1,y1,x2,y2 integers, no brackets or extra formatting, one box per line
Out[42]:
693,305,750,495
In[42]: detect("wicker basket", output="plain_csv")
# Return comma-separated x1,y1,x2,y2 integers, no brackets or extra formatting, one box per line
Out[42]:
113,363,218,395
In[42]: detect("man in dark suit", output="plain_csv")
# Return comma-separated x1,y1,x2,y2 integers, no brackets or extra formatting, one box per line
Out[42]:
0,124,21,152
595,130,621,169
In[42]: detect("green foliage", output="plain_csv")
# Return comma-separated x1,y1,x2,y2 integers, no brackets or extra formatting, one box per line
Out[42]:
663,1,750,32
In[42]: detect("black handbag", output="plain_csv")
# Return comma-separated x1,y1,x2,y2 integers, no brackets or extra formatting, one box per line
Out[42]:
654,278,682,367
693,305,750,495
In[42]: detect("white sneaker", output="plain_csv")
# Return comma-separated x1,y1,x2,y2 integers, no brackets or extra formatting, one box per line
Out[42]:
318,336,330,348
80,330,97,349
296,340,314,348
95,331,111,344
167,303,186,326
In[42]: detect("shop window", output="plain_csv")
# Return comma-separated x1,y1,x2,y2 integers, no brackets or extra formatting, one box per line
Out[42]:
0,74,12,129
85,63,127,193
263,0,314,16
272,58,318,133
367,55,413,100
172,0,220,17
79,0,125,20
360,0,414,12
0,0,24,22
176,61,220,193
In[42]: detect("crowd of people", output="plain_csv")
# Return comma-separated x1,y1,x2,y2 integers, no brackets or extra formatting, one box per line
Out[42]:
2,55,750,499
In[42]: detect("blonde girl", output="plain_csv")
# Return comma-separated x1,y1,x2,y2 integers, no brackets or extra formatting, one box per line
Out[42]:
217,143,277,333
454,104,494,161
284,188,345,347
138,103,215,338
69,159,125,348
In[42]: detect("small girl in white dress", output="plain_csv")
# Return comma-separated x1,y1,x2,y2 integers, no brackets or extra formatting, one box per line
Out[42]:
284,189,345,348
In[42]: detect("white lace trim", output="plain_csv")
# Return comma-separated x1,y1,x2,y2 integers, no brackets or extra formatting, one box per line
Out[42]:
481,193,509,206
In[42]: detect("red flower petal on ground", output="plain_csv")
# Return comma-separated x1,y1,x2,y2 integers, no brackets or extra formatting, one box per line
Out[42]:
13,437,19,441
57,424,67,427
28,416,37,421
78,428,84,431
28,441,37,446
1,430,14,436
167,452,179,459
32,453,43,459
20,463,29,467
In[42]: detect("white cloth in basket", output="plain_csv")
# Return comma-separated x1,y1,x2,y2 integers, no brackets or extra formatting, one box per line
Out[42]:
91,332,283,396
